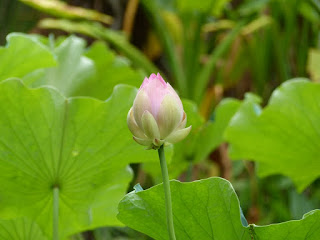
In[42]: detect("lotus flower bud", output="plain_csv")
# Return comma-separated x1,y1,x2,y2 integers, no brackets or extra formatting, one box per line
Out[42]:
127,73,191,149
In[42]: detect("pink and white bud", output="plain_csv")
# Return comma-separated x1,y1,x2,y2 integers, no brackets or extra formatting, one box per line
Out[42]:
127,73,191,149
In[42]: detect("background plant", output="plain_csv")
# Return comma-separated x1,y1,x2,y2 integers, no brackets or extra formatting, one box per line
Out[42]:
0,0,319,239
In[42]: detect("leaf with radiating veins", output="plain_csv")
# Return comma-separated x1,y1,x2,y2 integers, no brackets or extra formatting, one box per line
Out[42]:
0,218,48,240
225,79,320,191
118,177,320,240
0,33,56,81
0,79,166,238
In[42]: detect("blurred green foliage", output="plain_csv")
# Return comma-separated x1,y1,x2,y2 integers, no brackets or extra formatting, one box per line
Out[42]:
225,80,320,191
0,0,40,45
0,0,319,239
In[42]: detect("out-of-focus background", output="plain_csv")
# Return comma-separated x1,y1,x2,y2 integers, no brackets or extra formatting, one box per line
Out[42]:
1,0,320,239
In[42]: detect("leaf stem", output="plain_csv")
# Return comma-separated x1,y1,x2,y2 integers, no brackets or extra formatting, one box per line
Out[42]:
158,145,176,240
53,187,59,240
186,161,193,182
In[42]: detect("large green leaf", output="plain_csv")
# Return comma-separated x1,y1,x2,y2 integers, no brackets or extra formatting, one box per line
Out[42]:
118,177,320,240
25,35,95,97
118,177,249,240
0,79,163,238
73,41,142,100
0,33,144,100
193,99,241,164
0,33,56,81
225,79,320,191
0,218,48,240
24,36,143,100
168,99,241,179
253,209,320,240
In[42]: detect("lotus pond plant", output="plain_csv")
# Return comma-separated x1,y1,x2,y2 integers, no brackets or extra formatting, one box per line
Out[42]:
0,1,320,237
127,73,192,240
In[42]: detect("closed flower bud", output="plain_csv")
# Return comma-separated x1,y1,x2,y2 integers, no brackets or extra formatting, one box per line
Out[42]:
127,73,191,149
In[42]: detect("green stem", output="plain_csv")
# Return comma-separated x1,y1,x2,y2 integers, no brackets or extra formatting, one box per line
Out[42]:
193,22,245,103
140,0,187,96
186,160,193,182
38,19,160,75
158,145,176,240
53,187,59,240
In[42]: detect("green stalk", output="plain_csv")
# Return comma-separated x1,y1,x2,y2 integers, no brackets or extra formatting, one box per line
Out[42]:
140,0,187,97
186,160,193,182
158,145,176,240
193,22,244,103
53,187,59,240
309,0,320,15
38,19,160,75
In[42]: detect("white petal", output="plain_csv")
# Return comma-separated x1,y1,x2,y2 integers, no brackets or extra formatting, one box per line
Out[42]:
165,126,192,144
133,136,152,147
177,111,187,129
157,94,183,139
127,108,146,139
166,83,183,111
133,90,151,129
141,110,160,140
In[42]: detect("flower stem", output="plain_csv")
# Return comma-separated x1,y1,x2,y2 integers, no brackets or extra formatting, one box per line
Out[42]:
158,145,176,240
53,187,59,240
